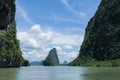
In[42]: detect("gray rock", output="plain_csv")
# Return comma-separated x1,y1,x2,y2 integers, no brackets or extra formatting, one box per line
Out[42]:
43,48,59,66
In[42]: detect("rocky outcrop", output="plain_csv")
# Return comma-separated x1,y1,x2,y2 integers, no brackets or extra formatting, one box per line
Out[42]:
43,48,59,66
22,60,30,66
70,0,120,66
0,0,15,33
0,0,28,68
63,60,68,64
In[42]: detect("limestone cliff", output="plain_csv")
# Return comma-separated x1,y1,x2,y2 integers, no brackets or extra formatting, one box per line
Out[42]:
0,0,28,67
70,0,120,66
43,48,59,66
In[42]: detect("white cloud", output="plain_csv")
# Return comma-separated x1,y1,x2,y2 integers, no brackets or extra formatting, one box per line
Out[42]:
63,45,73,50
54,46,79,63
17,32,29,43
25,39,38,49
30,24,42,32
22,50,49,61
52,33,83,46
17,24,83,63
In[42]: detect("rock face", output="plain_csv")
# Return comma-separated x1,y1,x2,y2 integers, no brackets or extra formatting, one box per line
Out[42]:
0,0,15,33
0,0,27,67
63,60,68,64
43,48,59,66
71,0,120,65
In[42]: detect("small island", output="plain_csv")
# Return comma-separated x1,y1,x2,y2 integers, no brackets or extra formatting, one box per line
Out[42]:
43,48,59,66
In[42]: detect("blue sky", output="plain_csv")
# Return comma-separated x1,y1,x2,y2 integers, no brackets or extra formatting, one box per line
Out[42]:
16,0,100,63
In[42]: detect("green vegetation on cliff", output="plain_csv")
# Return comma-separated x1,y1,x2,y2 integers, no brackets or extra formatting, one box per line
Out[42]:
70,0,120,66
0,0,29,67
0,22,23,67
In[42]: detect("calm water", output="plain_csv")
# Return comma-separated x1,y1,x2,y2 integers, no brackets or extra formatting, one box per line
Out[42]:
0,66,120,80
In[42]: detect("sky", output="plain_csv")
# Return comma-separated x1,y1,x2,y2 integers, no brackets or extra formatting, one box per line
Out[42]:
16,0,101,63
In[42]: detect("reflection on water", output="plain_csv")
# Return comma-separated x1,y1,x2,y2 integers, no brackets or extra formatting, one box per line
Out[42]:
0,66,120,80
17,66,85,80
0,68,19,80
82,67,120,80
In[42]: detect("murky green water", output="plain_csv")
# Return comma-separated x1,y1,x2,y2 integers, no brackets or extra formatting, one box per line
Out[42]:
0,66,120,80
